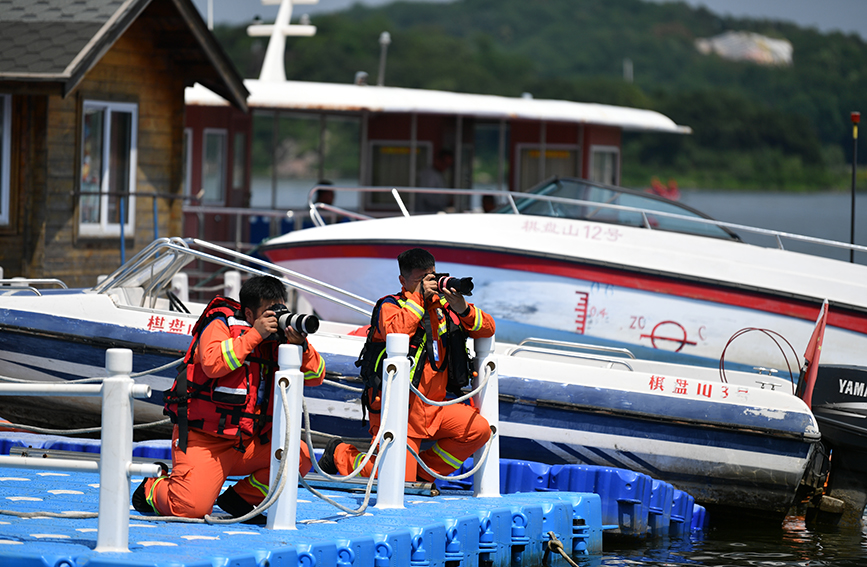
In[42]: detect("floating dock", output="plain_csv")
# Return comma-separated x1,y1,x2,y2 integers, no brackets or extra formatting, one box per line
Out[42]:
0,433,706,567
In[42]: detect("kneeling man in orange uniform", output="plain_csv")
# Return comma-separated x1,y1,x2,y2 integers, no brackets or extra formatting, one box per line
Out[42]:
133,275,325,523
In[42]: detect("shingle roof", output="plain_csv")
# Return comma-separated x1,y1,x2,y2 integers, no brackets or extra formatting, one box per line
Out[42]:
0,0,125,77
0,0,247,110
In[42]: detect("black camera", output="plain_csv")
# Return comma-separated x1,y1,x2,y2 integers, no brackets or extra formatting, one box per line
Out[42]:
433,273,474,296
268,303,320,338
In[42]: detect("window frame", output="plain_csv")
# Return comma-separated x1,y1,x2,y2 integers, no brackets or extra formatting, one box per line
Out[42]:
0,94,10,226
201,128,227,204
78,99,138,238
588,145,621,187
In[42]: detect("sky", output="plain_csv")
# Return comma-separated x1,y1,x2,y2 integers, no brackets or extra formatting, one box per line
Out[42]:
190,0,867,40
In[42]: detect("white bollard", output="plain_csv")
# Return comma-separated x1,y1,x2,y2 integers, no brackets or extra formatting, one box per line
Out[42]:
171,272,189,303
472,335,500,498
376,333,411,509
267,344,304,530
224,270,242,299
96,348,135,553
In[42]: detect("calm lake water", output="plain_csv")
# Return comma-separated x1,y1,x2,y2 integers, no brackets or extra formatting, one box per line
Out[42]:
679,189,867,263
584,190,867,565
595,514,867,566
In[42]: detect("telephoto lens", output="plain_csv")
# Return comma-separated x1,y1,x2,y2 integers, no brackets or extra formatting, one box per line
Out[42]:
279,311,320,334
268,304,320,336
435,274,474,296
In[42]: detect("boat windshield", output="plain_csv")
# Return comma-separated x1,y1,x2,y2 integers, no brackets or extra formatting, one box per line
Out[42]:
493,178,739,241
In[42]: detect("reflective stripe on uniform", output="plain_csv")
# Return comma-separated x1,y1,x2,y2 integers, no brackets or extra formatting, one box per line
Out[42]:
221,339,242,370
471,306,483,332
249,471,269,497
431,443,462,470
304,356,325,381
214,386,246,395
353,452,367,470
146,476,167,514
404,298,424,319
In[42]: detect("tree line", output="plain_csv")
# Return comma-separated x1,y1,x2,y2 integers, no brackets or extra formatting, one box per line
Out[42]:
213,0,867,190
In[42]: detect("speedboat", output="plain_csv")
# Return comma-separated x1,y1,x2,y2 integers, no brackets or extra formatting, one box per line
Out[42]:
0,238,833,522
259,178,867,374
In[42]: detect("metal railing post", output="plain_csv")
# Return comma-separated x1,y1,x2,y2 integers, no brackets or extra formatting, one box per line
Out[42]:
376,333,410,509
267,344,303,530
96,348,135,553
472,335,500,498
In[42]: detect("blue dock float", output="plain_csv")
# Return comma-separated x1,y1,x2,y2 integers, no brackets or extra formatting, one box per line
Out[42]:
0,460,603,567
439,457,707,539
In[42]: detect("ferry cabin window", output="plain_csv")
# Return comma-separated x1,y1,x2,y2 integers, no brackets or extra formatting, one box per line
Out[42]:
79,100,138,237
202,129,227,203
590,146,620,186
0,94,10,226
232,132,246,190
517,145,580,191
367,141,431,211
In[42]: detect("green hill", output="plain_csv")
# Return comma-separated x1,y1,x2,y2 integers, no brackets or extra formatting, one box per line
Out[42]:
214,0,867,190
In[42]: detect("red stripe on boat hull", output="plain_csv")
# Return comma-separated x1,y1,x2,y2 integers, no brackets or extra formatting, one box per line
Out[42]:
263,242,867,335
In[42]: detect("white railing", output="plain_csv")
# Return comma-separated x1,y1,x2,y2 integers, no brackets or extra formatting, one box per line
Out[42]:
0,337,500,537
0,349,161,553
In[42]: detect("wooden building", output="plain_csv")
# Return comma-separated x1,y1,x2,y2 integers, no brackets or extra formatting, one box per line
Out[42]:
0,0,247,287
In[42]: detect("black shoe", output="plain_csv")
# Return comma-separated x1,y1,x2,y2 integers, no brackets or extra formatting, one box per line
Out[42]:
317,438,342,475
215,486,267,525
132,462,168,514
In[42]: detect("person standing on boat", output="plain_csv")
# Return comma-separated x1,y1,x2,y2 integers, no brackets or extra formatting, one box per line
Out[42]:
133,275,325,522
416,149,455,213
318,248,494,482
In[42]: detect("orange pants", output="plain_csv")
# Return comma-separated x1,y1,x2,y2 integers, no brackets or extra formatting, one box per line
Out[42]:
146,426,312,518
333,403,490,482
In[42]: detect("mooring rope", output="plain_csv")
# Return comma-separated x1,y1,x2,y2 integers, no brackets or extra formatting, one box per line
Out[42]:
408,365,490,407
545,531,580,567
407,425,498,482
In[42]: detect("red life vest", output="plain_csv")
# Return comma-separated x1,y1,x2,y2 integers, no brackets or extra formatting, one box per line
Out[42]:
164,297,276,452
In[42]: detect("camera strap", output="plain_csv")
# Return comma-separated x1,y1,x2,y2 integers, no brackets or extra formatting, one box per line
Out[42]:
422,311,448,373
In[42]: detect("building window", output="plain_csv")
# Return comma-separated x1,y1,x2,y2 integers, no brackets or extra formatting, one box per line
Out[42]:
590,146,620,186
202,129,226,203
79,100,138,237
0,94,10,226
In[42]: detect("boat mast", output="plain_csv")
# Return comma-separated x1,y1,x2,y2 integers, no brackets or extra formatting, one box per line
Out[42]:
248,0,318,82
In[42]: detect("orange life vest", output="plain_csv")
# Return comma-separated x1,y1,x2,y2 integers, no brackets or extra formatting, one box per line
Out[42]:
164,297,276,452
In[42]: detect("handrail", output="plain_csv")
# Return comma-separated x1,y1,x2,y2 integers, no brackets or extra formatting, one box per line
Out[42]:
509,337,637,359
0,348,160,553
92,238,375,317
301,184,867,258
506,345,634,371
0,278,68,289
0,286,41,296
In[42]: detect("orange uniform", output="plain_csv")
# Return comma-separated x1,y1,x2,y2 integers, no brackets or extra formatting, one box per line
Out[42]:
333,287,495,482
145,316,324,518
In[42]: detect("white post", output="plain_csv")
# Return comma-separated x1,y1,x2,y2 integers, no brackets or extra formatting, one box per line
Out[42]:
171,272,189,303
224,270,241,299
472,335,500,497
267,344,304,530
376,333,410,509
96,348,135,553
